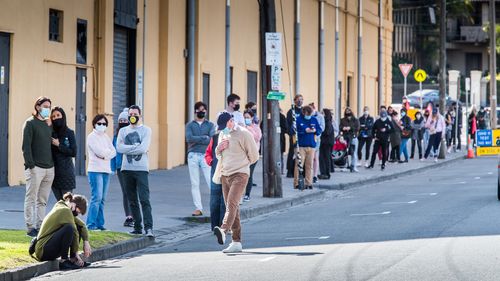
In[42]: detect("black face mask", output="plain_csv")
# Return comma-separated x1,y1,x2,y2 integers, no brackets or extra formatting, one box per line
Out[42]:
345,112,352,117
118,123,129,129
129,115,140,125
72,209,78,217
52,119,64,129
196,112,206,119
233,104,240,111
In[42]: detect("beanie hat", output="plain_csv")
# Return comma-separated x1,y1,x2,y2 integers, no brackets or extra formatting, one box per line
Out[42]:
118,108,129,122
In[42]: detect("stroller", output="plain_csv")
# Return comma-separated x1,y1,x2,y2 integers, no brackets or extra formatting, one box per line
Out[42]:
331,134,352,172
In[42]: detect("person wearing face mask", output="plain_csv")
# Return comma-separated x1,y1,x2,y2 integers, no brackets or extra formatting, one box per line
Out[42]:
185,102,215,216
23,96,55,237
50,107,77,201
445,106,455,153
477,106,487,130
86,114,116,231
286,94,304,178
358,106,374,168
218,93,245,126
292,106,323,189
422,109,432,155
243,110,262,202
410,111,425,160
245,102,260,125
117,105,155,237
399,108,412,163
32,192,92,270
367,110,393,170
111,108,134,227
389,112,402,163
340,107,360,172
423,108,446,162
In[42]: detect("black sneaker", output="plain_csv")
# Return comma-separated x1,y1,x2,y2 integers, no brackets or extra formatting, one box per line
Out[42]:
307,186,313,190
313,177,318,183
59,260,81,270
381,164,385,170
129,229,143,235
123,218,134,227
26,228,38,237
214,226,226,245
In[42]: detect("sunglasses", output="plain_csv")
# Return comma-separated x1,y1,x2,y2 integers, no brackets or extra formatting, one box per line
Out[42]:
96,122,107,126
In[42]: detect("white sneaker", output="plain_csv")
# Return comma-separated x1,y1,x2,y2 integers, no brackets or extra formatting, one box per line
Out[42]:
145,229,155,238
214,227,226,245
352,168,359,173
222,242,243,253
364,162,370,168
434,158,438,163
356,163,362,167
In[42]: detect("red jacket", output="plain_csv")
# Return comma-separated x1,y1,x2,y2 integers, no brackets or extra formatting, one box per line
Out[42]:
204,138,214,166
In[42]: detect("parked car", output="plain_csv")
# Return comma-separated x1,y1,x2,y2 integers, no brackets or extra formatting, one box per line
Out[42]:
407,89,462,109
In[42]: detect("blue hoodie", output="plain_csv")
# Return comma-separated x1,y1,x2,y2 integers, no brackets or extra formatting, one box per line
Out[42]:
296,115,322,148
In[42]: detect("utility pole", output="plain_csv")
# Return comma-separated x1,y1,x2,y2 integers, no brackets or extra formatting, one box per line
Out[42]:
318,0,325,110
334,0,340,124
377,0,383,109
225,0,231,98
294,0,301,96
438,0,447,159
490,0,497,128
259,0,282,198
357,0,363,115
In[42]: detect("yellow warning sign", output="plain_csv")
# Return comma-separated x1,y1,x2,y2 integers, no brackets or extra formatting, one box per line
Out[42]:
476,147,500,156
414,69,427,83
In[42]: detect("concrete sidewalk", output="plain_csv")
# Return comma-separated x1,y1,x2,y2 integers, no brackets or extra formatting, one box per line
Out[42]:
0,150,465,234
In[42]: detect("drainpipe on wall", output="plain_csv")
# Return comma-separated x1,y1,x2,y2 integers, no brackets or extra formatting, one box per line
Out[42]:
318,0,325,110
334,0,340,124
141,0,146,119
187,0,196,122
294,0,301,96
225,0,231,98
377,0,383,109
357,0,363,115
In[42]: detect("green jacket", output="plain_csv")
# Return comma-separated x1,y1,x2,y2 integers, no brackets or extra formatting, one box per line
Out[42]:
34,201,89,261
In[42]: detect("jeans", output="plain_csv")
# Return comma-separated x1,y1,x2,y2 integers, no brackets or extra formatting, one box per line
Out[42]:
390,145,401,161
425,132,442,159
350,137,359,168
40,224,75,261
400,138,409,161
122,170,153,231
210,181,226,231
245,162,258,197
86,172,110,229
24,167,55,230
117,169,132,217
423,129,432,156
411,138,423,159
187,152,211,211
358,137,373,161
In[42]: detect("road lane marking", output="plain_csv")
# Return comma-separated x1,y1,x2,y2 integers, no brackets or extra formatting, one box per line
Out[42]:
382,200,417,205
259,257,276,262
350,211,391,216
408,192,436,196
474,177,481,180
458,181,467,184
488,172,493,175
285,236,331,240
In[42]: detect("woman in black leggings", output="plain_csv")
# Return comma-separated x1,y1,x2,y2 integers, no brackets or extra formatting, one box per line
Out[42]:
34,193,92,270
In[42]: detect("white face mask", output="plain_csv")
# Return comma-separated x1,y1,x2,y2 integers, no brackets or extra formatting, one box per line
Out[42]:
95,124,107,133
381,117,387,122
364,111,369,116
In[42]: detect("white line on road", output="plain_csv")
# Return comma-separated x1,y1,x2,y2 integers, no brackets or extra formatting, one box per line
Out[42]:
407,193,437,196
458,181,467,184
259,257,276,262
474,177,481,180
382,200,417,205
350,211,391,216
285,236,331,240
488,172,493,175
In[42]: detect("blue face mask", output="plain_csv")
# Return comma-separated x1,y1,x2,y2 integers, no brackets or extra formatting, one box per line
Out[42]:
222,127,230,135
245,119,252,126
40,108,51,119
304,115,312,120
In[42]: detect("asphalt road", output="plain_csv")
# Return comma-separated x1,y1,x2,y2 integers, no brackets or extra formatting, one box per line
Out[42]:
34,156,500,281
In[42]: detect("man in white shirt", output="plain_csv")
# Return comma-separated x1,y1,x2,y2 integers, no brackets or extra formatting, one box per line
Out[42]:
218,94,245,126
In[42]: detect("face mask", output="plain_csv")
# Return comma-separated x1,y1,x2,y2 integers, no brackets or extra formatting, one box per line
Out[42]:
416,115,421,119
381,117,387,121
245,119,252,126
40,108,51,119
304,115,312,120
72,209,79,217
118,123,129,129
129,115,140,125
196,112,206,119
52,118,64,129
233,104,240,111
95,124,107,132
222,127,231,135
424,114,429,118
364,111,369,116
345,112,352,117
401,112,406,117
297,101,303,107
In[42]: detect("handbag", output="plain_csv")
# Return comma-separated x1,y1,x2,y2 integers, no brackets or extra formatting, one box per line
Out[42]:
212,160,222,184
28,237,37,257
402,129,411,138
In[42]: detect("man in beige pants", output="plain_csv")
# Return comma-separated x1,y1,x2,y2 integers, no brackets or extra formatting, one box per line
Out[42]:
22,97,55,237
213,112,259,253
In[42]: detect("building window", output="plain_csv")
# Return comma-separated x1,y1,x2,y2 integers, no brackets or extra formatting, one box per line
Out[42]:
49,9,63,42
230,66,234,94
203,73,210,110
77,19,87,64
247,71,258,103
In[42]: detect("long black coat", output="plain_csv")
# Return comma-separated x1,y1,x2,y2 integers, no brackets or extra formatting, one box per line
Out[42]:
51,128,77,191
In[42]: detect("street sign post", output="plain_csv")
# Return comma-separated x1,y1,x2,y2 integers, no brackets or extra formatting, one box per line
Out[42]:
466,77,471,151
414,69,427,110
265,33,282,66
399,64,413,98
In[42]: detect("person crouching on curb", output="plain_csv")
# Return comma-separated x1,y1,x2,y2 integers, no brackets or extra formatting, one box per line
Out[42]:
32,192,92,270
213,112,259,253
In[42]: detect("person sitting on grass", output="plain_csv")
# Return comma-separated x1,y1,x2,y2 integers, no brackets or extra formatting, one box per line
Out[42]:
32,192,92,270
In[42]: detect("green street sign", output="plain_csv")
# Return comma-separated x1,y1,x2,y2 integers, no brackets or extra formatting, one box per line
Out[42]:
267,91,286,101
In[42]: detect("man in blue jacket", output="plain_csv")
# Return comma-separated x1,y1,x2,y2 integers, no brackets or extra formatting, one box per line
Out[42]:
292,105,322,190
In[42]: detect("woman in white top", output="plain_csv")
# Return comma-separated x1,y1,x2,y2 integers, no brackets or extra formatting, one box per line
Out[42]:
86,114,116,230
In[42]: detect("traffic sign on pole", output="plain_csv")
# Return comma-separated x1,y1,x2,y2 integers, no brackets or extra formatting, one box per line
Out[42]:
399,64,413,78
414,69,427,83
